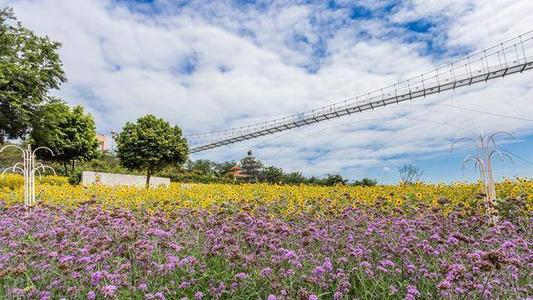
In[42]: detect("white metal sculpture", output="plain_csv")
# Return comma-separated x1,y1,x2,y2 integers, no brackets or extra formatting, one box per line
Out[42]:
451,132,514,222
1,144,56,206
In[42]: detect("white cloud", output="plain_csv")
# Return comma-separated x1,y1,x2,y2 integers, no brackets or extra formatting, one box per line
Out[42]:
2,0,533,182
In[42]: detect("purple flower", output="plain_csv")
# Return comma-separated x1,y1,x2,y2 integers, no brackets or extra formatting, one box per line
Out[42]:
58,255,75,264
87,291,96,300
333,291,343,300
151,228,172,238
235,272,248,280
309,295,319,300
313,265,326,277
90,271,105,285
194,291,204,300
323,258,333,272
282,249,296,260
404,285,420,300
101,285,117,298
267,295,277,300
39,291,52,300
138,283,148,291
379,259,395,268
501,240,515,249
260,267,272,277
447,236,459,245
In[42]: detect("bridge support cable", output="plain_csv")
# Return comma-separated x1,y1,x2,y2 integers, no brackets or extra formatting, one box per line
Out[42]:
188,31,533,153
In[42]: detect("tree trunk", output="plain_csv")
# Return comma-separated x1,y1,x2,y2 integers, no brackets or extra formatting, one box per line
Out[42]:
63,162,68,175
71,160,76,173
146,168,151,189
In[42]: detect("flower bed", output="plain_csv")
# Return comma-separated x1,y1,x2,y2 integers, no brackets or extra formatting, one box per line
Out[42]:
0,201,530,299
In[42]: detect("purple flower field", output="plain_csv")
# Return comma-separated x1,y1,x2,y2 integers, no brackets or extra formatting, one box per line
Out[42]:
0,201,531,299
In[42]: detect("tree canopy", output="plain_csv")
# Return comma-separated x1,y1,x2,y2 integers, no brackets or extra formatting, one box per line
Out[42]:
116,115,188,187
0,7,66,142
261,166,284,184
30,101,99,174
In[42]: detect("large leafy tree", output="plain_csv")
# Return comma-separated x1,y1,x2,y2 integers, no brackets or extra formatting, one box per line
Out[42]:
187,159,216,176
31,101,99,174
283,171,306,185
323,174,347,186
0,7,66,142
116,115,188,187
261,166,284,184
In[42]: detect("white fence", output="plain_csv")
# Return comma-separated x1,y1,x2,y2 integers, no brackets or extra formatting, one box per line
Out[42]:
81,171,170,187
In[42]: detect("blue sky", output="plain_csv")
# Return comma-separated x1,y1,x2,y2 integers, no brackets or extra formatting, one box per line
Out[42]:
3,0,533,183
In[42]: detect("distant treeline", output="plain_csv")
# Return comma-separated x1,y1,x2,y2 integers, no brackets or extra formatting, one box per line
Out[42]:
1,148,377,186
160,154,378,186
166,154,424,186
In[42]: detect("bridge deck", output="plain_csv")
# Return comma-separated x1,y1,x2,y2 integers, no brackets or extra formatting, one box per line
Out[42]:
189,32,533,153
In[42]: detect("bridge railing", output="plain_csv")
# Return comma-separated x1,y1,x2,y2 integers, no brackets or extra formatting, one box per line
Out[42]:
187,31,533,152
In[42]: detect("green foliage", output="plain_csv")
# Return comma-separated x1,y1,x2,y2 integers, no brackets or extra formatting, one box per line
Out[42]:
213,161,235,177
306,176,324,185
0,142,24,168
353,178,378,187
79,152,128,174
169,173,234,184
0,7,66,142
31,102,99,175
261,166,284,184
67,169,82,185
323,173,347,186
185,159,216,176
283,171,306,185
116,114,188,187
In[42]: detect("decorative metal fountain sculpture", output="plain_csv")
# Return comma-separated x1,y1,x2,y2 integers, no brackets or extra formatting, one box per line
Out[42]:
451,131,514,223
1,144,56,206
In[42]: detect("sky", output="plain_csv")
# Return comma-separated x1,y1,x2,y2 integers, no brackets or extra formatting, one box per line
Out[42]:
2,0,533,183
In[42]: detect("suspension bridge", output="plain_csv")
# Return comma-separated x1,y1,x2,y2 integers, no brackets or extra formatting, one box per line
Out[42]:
187,31,533,153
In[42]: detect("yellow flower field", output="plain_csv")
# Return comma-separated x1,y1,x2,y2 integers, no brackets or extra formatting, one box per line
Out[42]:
1,174,531,216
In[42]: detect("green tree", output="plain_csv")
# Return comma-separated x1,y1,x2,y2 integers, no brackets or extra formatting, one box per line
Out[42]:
353,178,378,187
240,151,263,183
31,101,99,175
261,166,284,184
283,171,306,185
323,174,347,186
214,161,236,177
0,7,66,142
116,115,188,187
305,176,325,185
189,159,216,176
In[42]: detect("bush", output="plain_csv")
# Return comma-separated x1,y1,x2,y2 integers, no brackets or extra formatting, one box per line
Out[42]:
353,178,378,187
169,173,234,184
68,169,82,185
